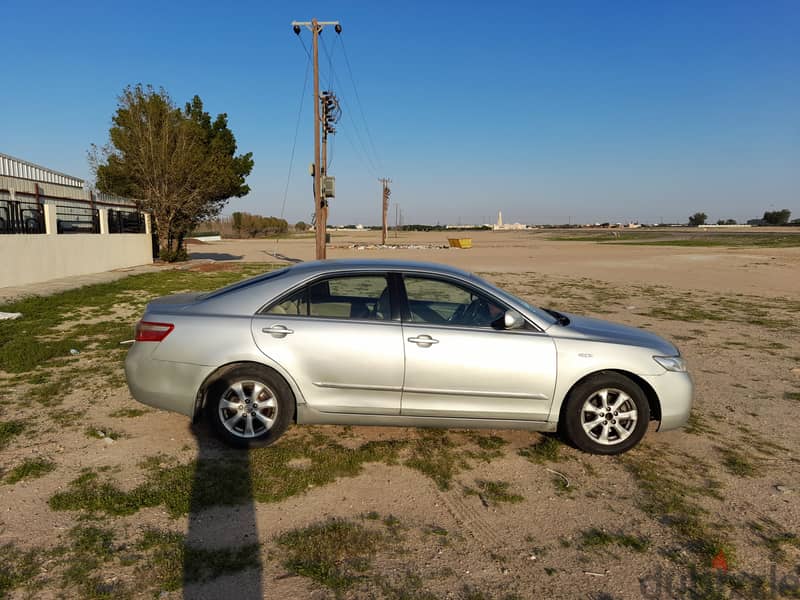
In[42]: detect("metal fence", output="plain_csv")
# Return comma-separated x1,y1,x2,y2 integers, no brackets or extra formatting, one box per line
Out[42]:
108,208,145,234
56,199,100,234
0,190,45,234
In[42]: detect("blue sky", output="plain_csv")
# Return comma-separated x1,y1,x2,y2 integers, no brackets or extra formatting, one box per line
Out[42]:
2,1,798,225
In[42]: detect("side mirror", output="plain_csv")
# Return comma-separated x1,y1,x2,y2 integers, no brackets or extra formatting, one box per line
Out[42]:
503,309,525,330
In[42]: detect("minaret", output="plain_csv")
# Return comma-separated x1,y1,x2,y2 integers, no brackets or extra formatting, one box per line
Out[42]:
497,211,503,228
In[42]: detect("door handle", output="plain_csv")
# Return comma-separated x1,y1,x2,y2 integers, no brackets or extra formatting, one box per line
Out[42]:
408,335,439,347
262,325,294,338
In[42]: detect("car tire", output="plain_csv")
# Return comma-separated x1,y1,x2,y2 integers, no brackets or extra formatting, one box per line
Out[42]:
205,364,293,449
561,372,650,455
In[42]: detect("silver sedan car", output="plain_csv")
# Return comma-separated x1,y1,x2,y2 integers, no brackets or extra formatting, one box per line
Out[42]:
125,260,692,454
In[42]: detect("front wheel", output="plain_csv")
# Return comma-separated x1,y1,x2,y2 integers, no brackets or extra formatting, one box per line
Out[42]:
561,372,650,455
206,365,293,449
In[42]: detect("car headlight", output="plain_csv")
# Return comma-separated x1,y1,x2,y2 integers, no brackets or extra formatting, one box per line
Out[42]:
653,355,687,372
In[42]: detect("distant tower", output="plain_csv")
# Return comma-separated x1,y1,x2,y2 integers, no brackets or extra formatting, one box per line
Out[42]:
497,211,503,228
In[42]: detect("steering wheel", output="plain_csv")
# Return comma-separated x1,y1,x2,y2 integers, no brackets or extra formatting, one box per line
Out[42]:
450,298,488,325
449,303,468,324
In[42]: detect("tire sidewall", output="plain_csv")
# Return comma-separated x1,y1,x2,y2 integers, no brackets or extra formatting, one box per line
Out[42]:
562,372,650,455
206,364,293,449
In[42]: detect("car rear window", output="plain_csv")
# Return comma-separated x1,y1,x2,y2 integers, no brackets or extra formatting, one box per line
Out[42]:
201,266,291,300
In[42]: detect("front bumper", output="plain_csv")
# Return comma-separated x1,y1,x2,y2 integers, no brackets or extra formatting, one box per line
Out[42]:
641,370,694,431
124,343,214,418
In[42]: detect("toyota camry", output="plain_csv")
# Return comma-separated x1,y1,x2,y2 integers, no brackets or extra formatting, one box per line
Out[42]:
124,260,692,454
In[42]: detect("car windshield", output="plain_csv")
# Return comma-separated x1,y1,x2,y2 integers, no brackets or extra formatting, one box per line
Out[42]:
468,273,558,326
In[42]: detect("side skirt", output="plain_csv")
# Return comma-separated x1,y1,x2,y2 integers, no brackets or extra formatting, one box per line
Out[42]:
296,404,558,432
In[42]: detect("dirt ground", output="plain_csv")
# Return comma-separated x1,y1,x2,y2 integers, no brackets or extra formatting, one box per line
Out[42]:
1,229,799,599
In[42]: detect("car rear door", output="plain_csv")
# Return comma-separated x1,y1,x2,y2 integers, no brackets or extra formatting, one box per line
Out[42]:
399,274,556,421
251,273,404,415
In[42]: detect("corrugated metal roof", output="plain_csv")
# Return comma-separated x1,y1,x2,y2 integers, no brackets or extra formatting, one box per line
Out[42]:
0,152,84,188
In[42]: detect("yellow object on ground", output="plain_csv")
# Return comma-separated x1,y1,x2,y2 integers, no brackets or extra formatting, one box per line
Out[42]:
448,238,473,249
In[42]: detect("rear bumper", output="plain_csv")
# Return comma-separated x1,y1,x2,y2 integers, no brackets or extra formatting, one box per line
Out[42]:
642,371,693,431
124,343,214,418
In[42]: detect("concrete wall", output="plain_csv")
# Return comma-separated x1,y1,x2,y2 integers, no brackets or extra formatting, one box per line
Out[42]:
1,175,153,288
0,231,153,288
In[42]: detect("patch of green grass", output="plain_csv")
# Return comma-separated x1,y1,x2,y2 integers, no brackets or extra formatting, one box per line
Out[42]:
403,429,508,490
84,426,124,441
461,431,508,451
61,524,124,599
579,528,650,552
716,447,757,477
424,524,449,537
276,518,386,594
550,474,572,495
749,518,800,562
108,408,148,418
0,543,44,596
784,391,800,401
0,419,25,450
50,433,405,517
404,430,466,490
136,529,258,591
624,450,735,563
51,408,82,427
464,480,524,505
0,263,275,374
5,458,56,484
517,435,562,463
684,412,718,436
27,379,72,406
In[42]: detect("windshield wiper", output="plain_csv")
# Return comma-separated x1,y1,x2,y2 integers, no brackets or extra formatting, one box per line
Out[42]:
544,308,570,326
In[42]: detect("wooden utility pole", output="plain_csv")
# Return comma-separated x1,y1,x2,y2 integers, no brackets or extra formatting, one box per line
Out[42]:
292,18,341,259
379,178,391,245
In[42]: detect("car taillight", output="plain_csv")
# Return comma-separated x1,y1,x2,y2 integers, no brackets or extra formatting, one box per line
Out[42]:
135,321,174,342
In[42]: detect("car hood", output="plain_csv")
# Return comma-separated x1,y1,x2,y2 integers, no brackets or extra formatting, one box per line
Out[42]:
552,313,679,355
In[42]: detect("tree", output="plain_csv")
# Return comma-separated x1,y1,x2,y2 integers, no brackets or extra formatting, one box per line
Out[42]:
688,212,707,227
295,221,308,232
763,209,791,225
232,212,244,238
92,85,253,258
716,219,737,225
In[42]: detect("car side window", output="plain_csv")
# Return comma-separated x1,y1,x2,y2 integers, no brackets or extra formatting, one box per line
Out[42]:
307,275,391,320
403,276,505,328
265,287,308,316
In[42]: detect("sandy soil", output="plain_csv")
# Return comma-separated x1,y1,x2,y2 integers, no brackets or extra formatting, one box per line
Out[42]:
217,229,800,298
1,230,799,599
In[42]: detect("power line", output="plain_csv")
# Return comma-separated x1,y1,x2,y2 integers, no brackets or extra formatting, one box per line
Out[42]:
338,35,382,170
317,35,381,176
276,48,311,238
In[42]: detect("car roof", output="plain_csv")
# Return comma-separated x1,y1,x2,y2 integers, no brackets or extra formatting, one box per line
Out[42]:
283,258,476,278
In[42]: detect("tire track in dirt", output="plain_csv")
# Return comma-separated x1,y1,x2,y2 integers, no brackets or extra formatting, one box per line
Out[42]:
436,487,504,549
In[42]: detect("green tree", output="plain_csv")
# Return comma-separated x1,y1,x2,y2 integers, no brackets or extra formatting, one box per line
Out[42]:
295,220,308,232
92,85,253,259
688,212,707,227
763,209,791,225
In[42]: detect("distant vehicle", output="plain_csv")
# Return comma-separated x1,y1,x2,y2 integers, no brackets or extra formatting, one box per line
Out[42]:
125,260,692,454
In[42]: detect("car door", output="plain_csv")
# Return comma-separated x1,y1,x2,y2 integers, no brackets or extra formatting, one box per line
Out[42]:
399,274,557,421
251,273,404,415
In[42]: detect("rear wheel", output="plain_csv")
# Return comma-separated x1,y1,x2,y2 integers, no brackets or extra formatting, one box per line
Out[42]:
206,365,293,448
561,372,649,455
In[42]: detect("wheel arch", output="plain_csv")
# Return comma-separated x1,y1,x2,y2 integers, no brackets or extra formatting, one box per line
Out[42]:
192,361,298,424
557,369,661,428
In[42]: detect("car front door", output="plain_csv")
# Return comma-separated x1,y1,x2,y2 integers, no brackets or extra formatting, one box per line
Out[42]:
399,275,556,421
251,273,404,415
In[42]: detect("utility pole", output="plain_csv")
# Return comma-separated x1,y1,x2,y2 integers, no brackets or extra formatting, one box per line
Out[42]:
379,178,391,245
293,18,341,259
395,204,399,239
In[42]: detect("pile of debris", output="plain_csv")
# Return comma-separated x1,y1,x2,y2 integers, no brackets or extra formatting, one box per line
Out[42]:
329,243,450,251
